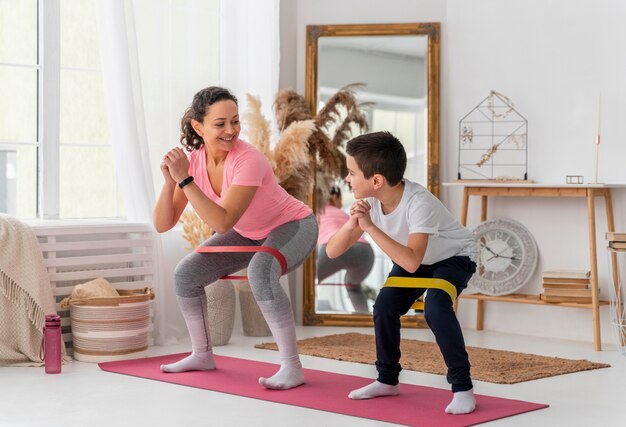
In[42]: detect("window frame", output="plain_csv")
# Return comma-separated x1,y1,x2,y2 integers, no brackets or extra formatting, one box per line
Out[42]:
34,0,119,219
39,0,61,219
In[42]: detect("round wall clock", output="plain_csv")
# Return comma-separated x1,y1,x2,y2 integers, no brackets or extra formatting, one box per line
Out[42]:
469,218,538,296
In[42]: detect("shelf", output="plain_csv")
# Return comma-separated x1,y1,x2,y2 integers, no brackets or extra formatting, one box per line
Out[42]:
452,182,620,351
443,181,626,189
460,293,610,309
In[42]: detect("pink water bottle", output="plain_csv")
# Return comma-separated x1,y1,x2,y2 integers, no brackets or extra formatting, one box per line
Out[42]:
43,314,62,374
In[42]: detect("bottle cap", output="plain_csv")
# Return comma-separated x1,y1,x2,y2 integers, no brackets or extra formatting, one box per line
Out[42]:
45,314,61,326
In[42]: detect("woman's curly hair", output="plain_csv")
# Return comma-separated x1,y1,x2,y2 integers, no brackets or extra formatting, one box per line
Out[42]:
180,86,238,152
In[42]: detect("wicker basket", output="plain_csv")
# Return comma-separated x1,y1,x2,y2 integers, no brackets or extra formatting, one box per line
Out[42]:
66,288,154,363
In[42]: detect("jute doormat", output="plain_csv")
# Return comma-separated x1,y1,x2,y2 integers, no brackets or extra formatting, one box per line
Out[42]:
255,332,610,384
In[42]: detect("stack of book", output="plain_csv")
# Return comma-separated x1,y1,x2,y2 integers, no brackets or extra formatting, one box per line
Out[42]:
540,270,595,303
607,231,626,251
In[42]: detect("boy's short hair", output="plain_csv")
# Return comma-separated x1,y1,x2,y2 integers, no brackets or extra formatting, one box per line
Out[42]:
346,131,406,186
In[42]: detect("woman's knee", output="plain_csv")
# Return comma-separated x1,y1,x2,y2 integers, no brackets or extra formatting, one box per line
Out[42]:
173,258,205,297
247,255,281,301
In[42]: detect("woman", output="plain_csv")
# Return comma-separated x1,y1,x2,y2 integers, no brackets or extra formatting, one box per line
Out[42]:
153,86,317,390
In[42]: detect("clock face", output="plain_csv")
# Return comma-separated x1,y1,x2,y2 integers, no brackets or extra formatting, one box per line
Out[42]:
469,218,538,296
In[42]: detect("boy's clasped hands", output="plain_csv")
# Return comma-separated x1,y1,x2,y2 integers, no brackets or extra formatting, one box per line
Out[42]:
349,199,373,231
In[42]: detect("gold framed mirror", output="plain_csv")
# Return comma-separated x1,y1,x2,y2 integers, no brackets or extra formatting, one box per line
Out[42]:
303,22,440,327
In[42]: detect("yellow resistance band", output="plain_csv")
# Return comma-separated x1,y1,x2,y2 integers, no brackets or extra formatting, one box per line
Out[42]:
383,277,457,310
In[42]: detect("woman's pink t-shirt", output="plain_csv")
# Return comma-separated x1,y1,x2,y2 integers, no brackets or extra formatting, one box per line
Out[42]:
188,139,312,240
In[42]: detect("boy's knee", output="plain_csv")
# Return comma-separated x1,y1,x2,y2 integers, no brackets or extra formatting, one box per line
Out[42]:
373,297,399,317
424,305,442,324
424,297,454,324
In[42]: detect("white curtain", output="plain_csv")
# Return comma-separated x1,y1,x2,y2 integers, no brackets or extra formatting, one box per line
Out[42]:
95,0,168,345
95,0,282,344
220,0,281,140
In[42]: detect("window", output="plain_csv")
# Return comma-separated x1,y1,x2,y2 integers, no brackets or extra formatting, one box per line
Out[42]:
0,0,38,218
0,0,124,219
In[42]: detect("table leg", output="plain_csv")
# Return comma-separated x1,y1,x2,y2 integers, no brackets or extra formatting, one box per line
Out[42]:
587,189,601,351
476,300,485,330
480,195,488,222
605,190,625,347
461,187,469,226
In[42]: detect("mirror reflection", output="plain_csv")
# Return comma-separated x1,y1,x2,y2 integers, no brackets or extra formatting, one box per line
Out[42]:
304,23,440,325
318,35,429,189
316,185,375,313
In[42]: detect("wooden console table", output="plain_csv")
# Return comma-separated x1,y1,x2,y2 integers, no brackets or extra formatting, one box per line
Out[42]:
444,182,626,351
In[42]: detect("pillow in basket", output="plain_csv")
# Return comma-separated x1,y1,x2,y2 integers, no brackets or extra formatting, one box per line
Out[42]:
60,277,120,308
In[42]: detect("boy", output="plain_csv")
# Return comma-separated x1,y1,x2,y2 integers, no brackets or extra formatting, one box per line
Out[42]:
326,131,478,414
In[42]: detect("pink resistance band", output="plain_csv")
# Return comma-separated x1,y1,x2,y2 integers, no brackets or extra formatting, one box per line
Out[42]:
194,246,288,280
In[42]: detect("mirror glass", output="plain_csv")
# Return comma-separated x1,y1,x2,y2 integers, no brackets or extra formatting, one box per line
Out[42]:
303,23,440,327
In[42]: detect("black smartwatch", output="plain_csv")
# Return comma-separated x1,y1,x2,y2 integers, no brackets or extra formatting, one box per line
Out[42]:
178,176,194,189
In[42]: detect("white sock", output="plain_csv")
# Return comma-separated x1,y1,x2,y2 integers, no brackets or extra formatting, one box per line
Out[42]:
257,299,304,390
445,389,476,414
161,295,217,373
160,351,216,373
258,355,304,390
348,381,400,400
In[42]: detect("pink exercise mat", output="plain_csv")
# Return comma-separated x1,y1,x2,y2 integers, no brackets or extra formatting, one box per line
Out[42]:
99,353,548,427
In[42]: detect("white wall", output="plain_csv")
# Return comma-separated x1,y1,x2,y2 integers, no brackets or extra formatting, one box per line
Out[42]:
290,0,626,346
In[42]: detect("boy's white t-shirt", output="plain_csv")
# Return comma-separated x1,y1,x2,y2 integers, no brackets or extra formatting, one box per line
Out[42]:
367,180,477,265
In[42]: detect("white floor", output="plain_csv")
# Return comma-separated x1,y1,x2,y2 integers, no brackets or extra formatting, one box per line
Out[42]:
1,326,625,427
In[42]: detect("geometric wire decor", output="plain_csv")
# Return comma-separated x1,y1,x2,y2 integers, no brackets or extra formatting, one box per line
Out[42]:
458,91,528,181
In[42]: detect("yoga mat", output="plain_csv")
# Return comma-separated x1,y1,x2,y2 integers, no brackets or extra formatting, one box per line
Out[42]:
99,353,548,427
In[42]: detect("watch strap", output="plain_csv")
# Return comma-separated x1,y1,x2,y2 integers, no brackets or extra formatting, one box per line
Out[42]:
178,175,194,189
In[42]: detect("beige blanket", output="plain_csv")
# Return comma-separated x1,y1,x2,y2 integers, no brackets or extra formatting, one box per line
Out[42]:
0,214,66,366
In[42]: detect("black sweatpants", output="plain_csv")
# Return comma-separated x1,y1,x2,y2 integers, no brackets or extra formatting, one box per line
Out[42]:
373,256,476,392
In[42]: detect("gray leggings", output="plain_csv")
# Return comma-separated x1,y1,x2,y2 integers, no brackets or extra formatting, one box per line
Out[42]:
174,215,318,305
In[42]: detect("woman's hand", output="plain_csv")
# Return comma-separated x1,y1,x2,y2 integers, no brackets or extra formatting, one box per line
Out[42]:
163,148,191,183
160,157,175,186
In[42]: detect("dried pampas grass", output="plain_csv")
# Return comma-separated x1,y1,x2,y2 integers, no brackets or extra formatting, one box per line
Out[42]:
245,94,315,203
274,89,313,131
273,119,315,178
243,94,272,161
273,120,316,202
278,164,315,203
330,107,369,148
315,83,366,131
245,85,369,212
179,209,213,251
